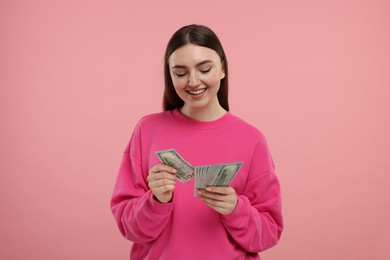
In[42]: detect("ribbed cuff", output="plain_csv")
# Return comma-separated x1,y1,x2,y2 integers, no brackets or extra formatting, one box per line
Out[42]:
145,190,174,215
222,196,248,222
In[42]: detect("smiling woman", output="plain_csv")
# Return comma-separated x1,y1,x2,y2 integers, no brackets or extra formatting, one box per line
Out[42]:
163,25,229,113
168,44,226,121
110,24,283,260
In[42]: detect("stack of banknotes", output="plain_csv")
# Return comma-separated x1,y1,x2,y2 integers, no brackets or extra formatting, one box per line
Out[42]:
155,149,242,195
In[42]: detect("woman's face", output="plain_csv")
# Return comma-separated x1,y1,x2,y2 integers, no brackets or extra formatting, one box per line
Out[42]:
168,44,225,112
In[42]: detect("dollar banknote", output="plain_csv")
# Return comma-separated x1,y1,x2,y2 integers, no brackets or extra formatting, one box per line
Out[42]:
155,149,243,193
155,149,195,183
194,162,243,195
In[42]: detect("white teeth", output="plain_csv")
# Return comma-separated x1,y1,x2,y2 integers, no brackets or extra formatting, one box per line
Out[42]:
188,89,206,95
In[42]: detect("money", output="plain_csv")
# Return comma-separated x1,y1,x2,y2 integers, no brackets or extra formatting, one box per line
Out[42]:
155,149,243,194
194,162,243,195
155,149,195,183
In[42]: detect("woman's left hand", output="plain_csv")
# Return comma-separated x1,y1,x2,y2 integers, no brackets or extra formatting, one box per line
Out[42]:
197,186,238,215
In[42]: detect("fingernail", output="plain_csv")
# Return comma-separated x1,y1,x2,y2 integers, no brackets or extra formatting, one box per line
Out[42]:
172,168,177,173
206,187,212,191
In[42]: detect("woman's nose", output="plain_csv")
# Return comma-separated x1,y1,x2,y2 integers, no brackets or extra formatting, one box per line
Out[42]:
188,72,200,87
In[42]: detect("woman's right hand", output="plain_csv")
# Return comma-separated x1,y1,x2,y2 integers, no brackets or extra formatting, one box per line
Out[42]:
147,164,177,203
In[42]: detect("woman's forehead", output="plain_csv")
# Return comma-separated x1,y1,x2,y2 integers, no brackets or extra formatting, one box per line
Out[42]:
168,44,220,66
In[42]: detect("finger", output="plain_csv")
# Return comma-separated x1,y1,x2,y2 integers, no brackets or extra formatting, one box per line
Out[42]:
149,178,176,189
202,197,230,211
205,186,233,195
201,196,225,206
148,166,177,182
151,164,177,174
201,195,237,215
197,190,225,202
148,171,177,182
160,171,178,180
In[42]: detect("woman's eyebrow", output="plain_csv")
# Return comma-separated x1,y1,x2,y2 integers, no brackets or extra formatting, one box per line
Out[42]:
171,60,213,69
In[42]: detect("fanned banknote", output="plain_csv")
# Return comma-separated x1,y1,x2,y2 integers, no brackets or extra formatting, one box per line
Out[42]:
194,162,243,195
155,149,243,193
155,149,195,183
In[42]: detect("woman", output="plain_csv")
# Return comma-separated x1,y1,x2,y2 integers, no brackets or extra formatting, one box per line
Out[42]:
111,24,283,259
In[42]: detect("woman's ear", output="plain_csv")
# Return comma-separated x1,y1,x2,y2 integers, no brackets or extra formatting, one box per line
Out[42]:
220,61,226,79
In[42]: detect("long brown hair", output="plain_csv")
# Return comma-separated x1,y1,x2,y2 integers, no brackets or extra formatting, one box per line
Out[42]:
163,24,229,111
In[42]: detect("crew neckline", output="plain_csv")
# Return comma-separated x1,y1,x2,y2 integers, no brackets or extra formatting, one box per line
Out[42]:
169,108,234,130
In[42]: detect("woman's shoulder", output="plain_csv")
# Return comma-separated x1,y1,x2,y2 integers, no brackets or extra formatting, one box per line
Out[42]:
230,113,266,136
140,110,169,120
229,114,272,154
136,110,172,127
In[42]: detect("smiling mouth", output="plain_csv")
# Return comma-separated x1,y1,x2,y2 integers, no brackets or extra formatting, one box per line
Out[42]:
187,88,207,95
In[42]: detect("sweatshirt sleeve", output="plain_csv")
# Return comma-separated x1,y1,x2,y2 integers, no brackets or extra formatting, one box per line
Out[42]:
110,123,173,243
221,138,283,253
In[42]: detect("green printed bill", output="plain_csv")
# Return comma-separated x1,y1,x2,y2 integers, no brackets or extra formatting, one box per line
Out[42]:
194,162,242,195
155,149,243,195
155,149,195,183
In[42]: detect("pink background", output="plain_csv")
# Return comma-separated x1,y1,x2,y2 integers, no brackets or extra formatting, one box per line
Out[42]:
1,0,389,259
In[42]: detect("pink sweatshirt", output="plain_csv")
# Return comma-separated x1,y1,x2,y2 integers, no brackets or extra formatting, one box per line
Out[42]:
111,109,283,259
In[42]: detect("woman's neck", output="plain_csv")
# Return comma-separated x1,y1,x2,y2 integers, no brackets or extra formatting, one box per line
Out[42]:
179,105,227,121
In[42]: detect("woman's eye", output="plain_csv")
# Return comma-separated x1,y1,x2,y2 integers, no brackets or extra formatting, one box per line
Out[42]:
175,73,186,77
200,68,211,74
